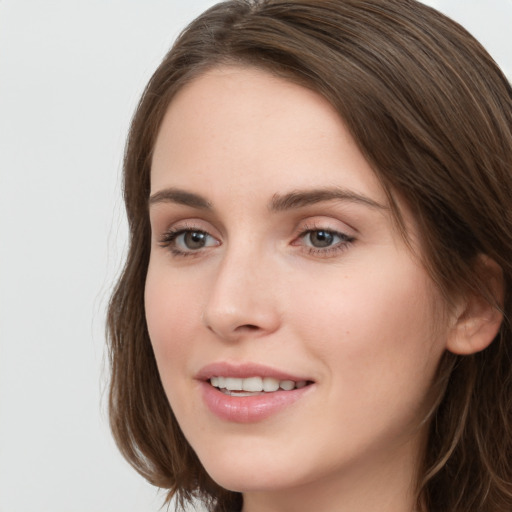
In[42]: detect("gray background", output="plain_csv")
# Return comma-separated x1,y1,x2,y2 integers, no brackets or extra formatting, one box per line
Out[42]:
1,1,511,511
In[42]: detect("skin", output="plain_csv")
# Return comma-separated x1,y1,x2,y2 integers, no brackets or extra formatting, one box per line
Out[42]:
145,66,456,512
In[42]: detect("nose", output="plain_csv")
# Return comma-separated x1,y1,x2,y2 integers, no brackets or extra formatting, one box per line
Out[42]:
202,246,281,341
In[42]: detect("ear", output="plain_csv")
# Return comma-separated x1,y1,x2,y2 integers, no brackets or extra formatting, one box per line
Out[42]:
446,255,504,355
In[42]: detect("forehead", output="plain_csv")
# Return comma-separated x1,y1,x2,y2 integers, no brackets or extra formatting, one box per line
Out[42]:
151,65,387,204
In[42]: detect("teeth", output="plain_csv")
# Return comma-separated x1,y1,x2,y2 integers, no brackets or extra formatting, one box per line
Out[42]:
262,377,280,392
280,380,295,391
243,376,263,392
224,377,243,391
209,376,308,392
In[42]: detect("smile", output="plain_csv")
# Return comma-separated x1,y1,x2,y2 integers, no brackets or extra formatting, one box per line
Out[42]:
210,376,309,395
198,364,315,423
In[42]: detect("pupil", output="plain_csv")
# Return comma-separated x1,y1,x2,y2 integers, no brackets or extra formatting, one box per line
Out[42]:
311,230,334,248
185,231,206,249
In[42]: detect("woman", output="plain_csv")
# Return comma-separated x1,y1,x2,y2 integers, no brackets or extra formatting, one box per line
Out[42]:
107,1,512,511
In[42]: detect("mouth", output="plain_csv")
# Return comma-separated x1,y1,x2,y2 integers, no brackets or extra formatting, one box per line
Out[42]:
209,376,311,396
197,363,315,422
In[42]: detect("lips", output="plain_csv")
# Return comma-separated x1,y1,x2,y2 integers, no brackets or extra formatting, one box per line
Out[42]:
196,362,314,423
196,361,310,381
210,376,309,394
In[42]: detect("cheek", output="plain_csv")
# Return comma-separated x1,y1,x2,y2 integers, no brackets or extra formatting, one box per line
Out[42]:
288,259,445,400
144,264,200,370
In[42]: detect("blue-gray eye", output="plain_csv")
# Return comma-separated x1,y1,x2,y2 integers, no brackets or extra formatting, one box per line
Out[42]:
176,230,213,250
305,230,340,248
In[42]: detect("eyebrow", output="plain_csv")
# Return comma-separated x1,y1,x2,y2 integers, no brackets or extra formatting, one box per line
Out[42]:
149,188,212,209
269,188,387,212
148,186,387,212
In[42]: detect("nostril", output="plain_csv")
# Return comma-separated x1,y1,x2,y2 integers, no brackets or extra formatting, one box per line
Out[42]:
237,324,260,331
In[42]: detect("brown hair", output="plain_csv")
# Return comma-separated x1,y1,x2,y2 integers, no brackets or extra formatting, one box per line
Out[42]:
107,1,512,510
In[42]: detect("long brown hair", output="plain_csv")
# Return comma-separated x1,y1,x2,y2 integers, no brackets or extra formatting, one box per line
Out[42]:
107,1,512,510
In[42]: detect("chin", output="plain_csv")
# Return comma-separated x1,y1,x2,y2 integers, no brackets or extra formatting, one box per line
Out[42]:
206,464,302,494
193,439,310,493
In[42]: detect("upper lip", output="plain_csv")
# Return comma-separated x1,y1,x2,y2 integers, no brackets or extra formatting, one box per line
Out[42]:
196,361,312,382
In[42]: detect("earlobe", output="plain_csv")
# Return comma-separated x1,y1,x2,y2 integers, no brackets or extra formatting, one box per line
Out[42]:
446,256,504,356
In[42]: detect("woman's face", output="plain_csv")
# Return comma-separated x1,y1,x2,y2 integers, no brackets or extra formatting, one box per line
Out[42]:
146,66,450,504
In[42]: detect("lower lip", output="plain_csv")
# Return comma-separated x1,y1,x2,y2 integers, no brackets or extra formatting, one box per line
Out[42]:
200,381,312,423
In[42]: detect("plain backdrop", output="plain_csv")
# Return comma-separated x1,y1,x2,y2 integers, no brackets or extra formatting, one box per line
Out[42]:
0,1,510,511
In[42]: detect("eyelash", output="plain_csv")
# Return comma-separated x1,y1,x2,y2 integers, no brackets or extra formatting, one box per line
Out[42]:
295,223,355,257
158,224,355,258
158,224,217,258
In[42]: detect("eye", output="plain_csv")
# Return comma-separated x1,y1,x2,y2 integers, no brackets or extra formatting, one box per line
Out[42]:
293,227,355,257
302,229,352,248
177,230,214,250
303,230,341,248
159,228,220,256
